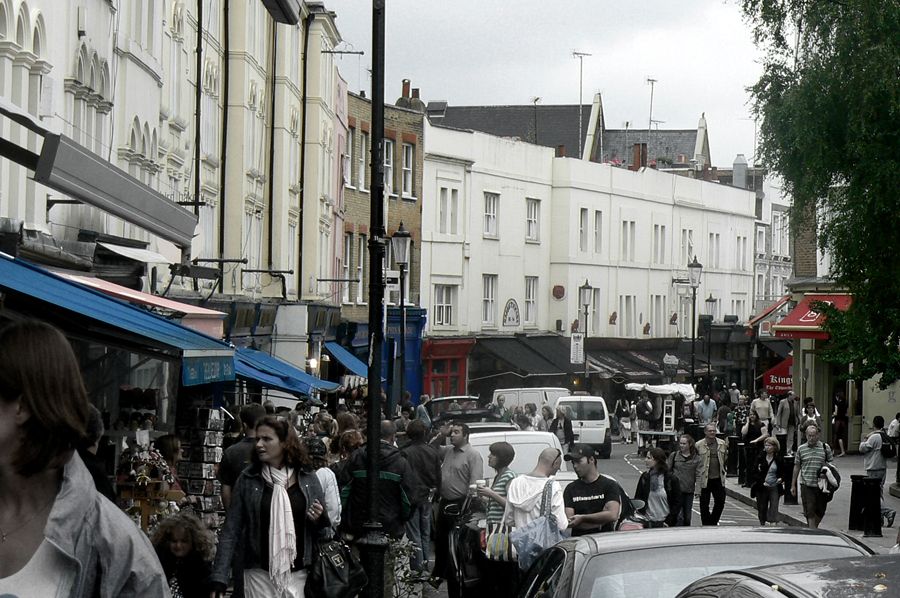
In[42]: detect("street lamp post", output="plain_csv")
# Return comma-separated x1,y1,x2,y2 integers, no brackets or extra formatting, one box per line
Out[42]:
688,257,703,386
579,280,593,381
705,293,716,389
391,222,412,409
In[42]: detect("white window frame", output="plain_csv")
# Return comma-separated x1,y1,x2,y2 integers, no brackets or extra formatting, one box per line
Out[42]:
343,130,353,187
708,232,721,269
593,210,603,254
653,224,666,264
401,142,414,198
358,132,368,191
434,284,455,326
484,192,499,237
622,220,636,261
524,276,538,325
579,208,588,251
482,274,497,326
526,198,540,241
356,234,366,304
383,139,394,196
342,233,351,303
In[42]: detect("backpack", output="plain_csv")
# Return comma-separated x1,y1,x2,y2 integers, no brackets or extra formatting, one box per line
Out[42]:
880,431,897,459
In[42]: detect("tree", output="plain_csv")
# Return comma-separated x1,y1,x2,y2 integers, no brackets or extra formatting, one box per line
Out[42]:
743,0,900,387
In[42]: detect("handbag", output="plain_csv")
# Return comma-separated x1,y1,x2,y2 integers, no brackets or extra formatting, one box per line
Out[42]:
485,522,517,562
305,536,368,598
509,479,569,572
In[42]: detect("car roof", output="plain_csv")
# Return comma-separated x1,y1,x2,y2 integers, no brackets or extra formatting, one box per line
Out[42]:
556,526,872,557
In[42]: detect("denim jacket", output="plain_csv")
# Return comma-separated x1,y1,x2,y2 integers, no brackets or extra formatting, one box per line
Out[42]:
209,462,328,588
44,452,170,598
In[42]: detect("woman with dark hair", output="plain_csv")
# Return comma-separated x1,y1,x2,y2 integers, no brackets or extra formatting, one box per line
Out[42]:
150,511,215,598
832,391,849,457
155,434,185,492
549,406,575,453
476,441,518,598
210,415,329,598
476,441,517,523
741,409,769,487
0,320,167,597
634,447,682,527
667,434,703,526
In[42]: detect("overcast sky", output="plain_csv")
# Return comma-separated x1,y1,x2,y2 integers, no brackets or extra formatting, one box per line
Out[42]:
325,0,764,168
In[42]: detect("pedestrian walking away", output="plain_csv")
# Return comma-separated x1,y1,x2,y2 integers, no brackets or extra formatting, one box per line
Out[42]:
402,419,441,578
563,444,621,535
791,423,835,529
696,423,728,525
668,434,703,526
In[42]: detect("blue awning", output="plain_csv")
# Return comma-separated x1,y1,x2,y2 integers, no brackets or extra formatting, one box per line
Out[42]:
234,347,340,396
0,254,234,386
325,341,369,378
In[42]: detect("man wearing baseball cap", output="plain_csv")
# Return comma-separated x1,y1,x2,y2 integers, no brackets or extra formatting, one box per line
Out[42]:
563,444,621,535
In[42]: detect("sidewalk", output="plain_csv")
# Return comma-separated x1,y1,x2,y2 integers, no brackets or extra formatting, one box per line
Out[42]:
724,453,900,553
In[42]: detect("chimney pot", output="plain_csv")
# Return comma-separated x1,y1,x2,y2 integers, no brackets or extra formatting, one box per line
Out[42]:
556,145,566,157
402,79,410,98
412,88,420,99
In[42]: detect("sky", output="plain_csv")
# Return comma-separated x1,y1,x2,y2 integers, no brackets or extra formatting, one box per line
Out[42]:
325,0,765,168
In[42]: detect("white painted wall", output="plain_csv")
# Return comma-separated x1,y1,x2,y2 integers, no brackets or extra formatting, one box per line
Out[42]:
422,120,758,340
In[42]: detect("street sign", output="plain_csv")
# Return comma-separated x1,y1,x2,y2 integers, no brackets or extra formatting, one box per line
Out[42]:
384,269,400,292
570,333,584,364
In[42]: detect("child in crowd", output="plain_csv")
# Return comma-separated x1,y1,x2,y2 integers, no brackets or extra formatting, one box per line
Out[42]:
150,511,216,598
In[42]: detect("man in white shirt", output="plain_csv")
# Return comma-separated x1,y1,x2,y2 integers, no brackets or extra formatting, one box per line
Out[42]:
504,447,567,529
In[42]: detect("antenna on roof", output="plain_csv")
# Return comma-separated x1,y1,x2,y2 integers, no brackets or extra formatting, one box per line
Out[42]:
645,76,658,158
573,51,592,158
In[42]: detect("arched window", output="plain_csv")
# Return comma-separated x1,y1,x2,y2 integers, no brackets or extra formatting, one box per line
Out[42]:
0,3,8,40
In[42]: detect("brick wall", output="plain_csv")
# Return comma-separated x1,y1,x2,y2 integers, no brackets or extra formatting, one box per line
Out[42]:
343,92,424,323
792,201,817,278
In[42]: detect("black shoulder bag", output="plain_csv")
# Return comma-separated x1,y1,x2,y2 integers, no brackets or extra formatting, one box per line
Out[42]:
305,536,368,598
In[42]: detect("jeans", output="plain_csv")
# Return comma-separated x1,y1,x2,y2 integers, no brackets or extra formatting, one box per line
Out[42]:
700,477,725,525
678,491,694,526
756,485,781,525
406,502,432,573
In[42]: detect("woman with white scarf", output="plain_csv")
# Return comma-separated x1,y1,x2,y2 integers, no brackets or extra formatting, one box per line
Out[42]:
210,416,329,598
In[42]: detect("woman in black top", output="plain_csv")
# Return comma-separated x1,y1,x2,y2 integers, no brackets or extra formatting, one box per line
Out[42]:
634,447,682,527
752,437,786,526
833,391,849,457
741,410,769,488
548,406,575,452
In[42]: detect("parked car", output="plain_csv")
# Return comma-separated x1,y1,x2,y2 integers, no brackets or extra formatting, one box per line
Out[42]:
675,554,899,598
429,395,497,427
515,526,874,598
555,396,612,458
492,387,571,412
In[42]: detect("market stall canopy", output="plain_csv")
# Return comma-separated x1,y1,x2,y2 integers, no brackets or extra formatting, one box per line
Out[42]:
773,294,852,339
762,356,793,394
0,254,234,386
625,382,696,402
234,347,339,396
325,341,369,378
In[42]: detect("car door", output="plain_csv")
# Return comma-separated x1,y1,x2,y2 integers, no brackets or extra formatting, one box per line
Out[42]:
580,399,608,447
516,547,567,598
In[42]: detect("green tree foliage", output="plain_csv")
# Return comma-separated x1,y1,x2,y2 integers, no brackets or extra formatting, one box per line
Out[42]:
743,0,900,387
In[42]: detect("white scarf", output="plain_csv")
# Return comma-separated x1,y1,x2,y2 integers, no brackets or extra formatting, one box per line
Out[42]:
262,464,297,596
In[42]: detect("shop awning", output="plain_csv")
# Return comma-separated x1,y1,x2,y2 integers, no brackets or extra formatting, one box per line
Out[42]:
773,294,852,339
235,347,339,396
476,337,565,377
762,356,793,394
748,295,792,327
0,254,234,385
56,272,226,338
325,341,369,378
97,242,172,264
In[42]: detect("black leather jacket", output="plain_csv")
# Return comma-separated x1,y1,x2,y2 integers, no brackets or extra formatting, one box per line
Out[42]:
634,469,682,527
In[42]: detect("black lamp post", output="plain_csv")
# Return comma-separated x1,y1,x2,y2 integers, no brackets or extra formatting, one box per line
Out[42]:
391,222,412,410
579,279,593,381
705,293,716,388
688,256,703,385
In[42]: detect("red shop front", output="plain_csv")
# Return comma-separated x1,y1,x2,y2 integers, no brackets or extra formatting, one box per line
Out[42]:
422,338,475,398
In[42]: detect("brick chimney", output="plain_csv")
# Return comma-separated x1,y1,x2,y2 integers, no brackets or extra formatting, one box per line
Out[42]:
630,143,648,171
793,201,817,277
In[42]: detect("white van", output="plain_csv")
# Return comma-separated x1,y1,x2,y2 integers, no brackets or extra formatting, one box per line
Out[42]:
467,430,577,489
555,395,612,459
491,387,570,412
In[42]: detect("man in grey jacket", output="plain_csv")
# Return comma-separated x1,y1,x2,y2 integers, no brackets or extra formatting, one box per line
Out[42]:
860,415,888,488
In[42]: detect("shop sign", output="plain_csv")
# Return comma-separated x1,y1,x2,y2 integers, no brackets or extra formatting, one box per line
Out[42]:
183,355,235,386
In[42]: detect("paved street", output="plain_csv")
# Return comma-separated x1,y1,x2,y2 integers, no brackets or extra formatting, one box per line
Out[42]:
414,438,900,598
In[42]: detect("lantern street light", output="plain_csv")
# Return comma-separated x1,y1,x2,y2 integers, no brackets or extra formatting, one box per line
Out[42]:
705,293,716,388
391,222,412,411
579,279,593,380
687,256,703,385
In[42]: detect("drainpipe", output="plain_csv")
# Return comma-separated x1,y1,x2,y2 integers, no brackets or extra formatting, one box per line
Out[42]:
194,0,203,219
298,11,316,298
267,19,278,269
218,0,230,284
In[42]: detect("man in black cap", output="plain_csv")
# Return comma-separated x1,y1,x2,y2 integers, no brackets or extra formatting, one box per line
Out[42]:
563,444,621,535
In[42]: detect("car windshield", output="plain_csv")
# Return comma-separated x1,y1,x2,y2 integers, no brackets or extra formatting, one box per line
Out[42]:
575,543,864,598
